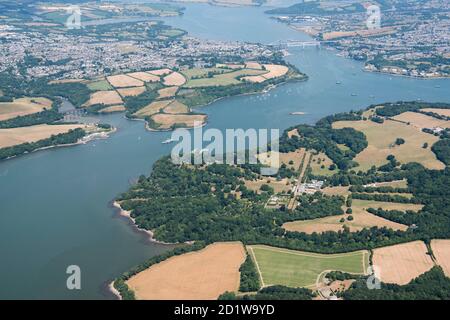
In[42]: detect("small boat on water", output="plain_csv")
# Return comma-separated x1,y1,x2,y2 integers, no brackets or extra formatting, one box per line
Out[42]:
162,138,175,144
336,81,341,84
351,93,357,96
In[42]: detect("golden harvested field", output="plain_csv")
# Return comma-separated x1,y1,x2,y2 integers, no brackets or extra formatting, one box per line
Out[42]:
163,72,186,86
163,100,189,114
98,105,126,113
0,124,84,148
283,199,422,234
244,177,292,194
106,74,144,88
117,86,146,97
0,97,53,121
242,75,267,83
372,241,434,285
151,113,206,129
245,62,263,69
126,242,246,300
261,64,289,79
157,86,179,99
242,64,288,83
322,186,350,196
370,179,408,188
258,149,306,171
430,239,450,277
392,111,450,130
420,108,450,117
148,68,172,76
184,69,266,88
333,119,444,171
134,100,173,117
86,90,123,106
126,72,160,82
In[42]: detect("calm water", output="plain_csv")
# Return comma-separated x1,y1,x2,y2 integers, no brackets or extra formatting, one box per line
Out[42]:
0,3,449,299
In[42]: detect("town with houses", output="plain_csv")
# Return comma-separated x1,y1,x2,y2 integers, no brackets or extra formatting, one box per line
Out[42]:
270,0,450,78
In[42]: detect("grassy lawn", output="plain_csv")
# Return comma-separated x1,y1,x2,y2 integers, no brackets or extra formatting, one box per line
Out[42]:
87,80,113,91
310,152,338,176
282,199,422,235
184,69,267,88
248,245,368,288
333,118,444,171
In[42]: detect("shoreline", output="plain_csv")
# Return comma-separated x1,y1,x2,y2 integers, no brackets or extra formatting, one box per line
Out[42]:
1,126,117,162
126,74,306,132
112,201,178,246
108,281,122,301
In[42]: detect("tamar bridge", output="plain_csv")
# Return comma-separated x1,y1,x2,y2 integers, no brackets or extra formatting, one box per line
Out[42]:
269,40,326,49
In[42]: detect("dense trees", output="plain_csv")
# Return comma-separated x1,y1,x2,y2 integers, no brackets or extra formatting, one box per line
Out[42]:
432,138,450,165
343,267,450,300
238,255,261,292
279,124,367,170
219,286,315,300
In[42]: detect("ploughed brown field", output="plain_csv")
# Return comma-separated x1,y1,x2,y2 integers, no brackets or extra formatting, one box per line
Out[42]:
0,124,85,148
430,239,450,277
126,242,246,300
372,241,434,285
0,97,53,121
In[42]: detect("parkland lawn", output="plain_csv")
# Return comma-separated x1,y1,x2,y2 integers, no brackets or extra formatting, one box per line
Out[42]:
248,245,368,288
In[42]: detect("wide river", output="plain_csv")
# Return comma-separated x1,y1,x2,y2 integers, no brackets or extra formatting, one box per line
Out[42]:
0,3,449,299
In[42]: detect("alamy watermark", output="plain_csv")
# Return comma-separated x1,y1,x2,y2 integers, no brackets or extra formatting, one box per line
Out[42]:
66,265,81,290
66,5,82,30
366,5,381,30
366,265,381,290
170,123,280,176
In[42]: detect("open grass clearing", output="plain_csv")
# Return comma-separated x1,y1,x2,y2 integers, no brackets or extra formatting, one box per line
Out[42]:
333,119,444,171
283,199,422,234
248,245,368,288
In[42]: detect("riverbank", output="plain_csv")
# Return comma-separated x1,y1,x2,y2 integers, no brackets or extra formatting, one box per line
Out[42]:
0,126,116,162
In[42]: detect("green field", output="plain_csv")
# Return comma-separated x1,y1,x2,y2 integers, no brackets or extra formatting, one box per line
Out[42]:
184,69,267,88
87,80,113,91
248,245,368,288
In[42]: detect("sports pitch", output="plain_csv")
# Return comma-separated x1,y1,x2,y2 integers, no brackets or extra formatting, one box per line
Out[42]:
248,245,369,288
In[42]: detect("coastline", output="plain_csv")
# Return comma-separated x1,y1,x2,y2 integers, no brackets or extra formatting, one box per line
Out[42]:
127,74,307,132
108,281,122,300
0,127,117,162
112,201,177,246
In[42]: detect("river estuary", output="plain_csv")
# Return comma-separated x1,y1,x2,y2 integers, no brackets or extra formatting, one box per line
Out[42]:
0,2,449,299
